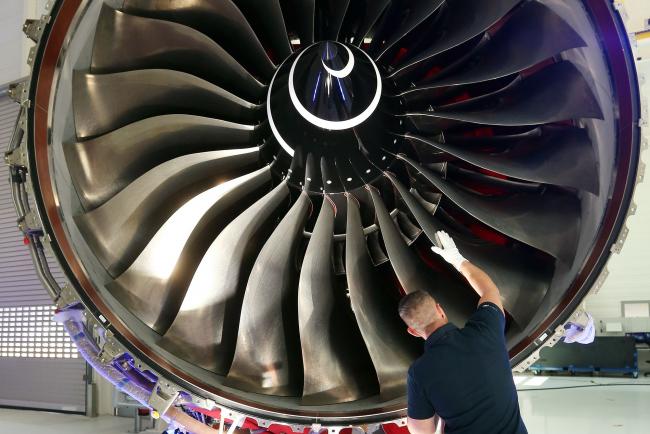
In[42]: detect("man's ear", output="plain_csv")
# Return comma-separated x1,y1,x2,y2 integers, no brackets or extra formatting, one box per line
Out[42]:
407,327,421,338
436,303,446,319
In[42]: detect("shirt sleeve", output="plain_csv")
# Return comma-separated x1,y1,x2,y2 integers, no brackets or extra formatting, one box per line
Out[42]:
407,366,435,420
463,301,506,343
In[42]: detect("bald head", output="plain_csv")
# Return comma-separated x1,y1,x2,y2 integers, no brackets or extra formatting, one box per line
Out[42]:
398,290,444,334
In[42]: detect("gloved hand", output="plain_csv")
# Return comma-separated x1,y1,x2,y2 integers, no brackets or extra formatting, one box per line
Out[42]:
564,312,595,344
431,230,467,271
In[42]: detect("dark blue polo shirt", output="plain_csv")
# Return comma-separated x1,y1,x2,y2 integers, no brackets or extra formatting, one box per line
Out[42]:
407,302,527,434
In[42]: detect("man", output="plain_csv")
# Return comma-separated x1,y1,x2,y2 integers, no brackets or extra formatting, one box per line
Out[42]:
398,231,527,434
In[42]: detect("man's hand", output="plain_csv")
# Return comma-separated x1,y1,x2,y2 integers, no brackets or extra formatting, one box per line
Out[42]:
431,231,504,314
430,231,467,271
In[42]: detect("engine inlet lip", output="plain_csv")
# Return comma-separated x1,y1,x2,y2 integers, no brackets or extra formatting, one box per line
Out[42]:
24,0,642,424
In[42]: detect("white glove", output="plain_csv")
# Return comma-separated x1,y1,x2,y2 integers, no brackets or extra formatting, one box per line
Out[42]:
431,231,467,271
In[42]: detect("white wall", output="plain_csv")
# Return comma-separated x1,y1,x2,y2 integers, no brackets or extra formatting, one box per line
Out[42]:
0,0,51,87
621,0,650,34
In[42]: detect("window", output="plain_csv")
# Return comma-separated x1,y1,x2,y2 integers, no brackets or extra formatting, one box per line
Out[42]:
621,301,650,318
0,305,78,358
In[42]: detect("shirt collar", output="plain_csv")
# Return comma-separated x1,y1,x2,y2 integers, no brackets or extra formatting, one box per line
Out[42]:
425,323,458,349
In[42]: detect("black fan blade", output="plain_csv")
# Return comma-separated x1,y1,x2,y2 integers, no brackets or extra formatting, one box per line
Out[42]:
160,182,290,374
403,61,603,132
403,126,599,194
369,0,444,61
390,0,522,78
73,70,261,139
74,149,260,277
298,197,374,404
233,0,292,61
408,1,586,88
107,167,272,334
345,194,419,400
122,0,276,80
316,0,350,41
91,5,265,101
399,154,581,264
65,115,260,211
368,187,477,326
344,0,390,46
281,0,315,45
385,172,552,326
226,192,311,396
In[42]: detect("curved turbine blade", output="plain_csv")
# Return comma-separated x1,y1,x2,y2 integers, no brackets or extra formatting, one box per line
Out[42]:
91,5,265,101
73,70,261,139
385,172,552,326
298,197,374,404
390,0,522,78
107,167,272,334
399,154,581,264
233,0,292,61
122,0,276,80
226,192,312,396
370,0,444,61
65,115,259,210
75,148,260,277
281,0,315,45
345,0,390,46
409,1,586,88
345,195,419,400
368,187,476,326
403,126,599,194
160,182,290,374
403,61,603,132
316,0,350,41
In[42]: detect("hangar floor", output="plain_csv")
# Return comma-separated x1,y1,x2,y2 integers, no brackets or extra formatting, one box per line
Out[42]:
1,377,648,434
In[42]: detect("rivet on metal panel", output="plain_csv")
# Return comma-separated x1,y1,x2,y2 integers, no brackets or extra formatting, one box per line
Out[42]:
591,267,609,295
628,201,637,216
610,225,629,253
27,46,36,67
637,161,646,183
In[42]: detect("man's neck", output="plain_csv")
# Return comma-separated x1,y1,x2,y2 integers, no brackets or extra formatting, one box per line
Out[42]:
423,319,449,339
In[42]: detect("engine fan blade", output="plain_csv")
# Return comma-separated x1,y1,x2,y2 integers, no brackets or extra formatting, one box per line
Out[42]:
403,61,603,133
73,70,261,139
385,172,552,327
343,0,390,46
298,197,374,404
233,0,292,61
65,115,260,211
390,0,522,78
370,0,444,61
345,194,419,400
368,187,477,326
91,5,265,101
399,154,581,264
122,0,275,80
226,192,311,396
160,182,290,374
405,1,586,88
403,126,599,194
281,0,315,45
315,0,350,41
74,149,260,277
106,167,272,334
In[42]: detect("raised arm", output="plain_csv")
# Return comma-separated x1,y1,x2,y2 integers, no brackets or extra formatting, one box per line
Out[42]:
431,231,505,315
